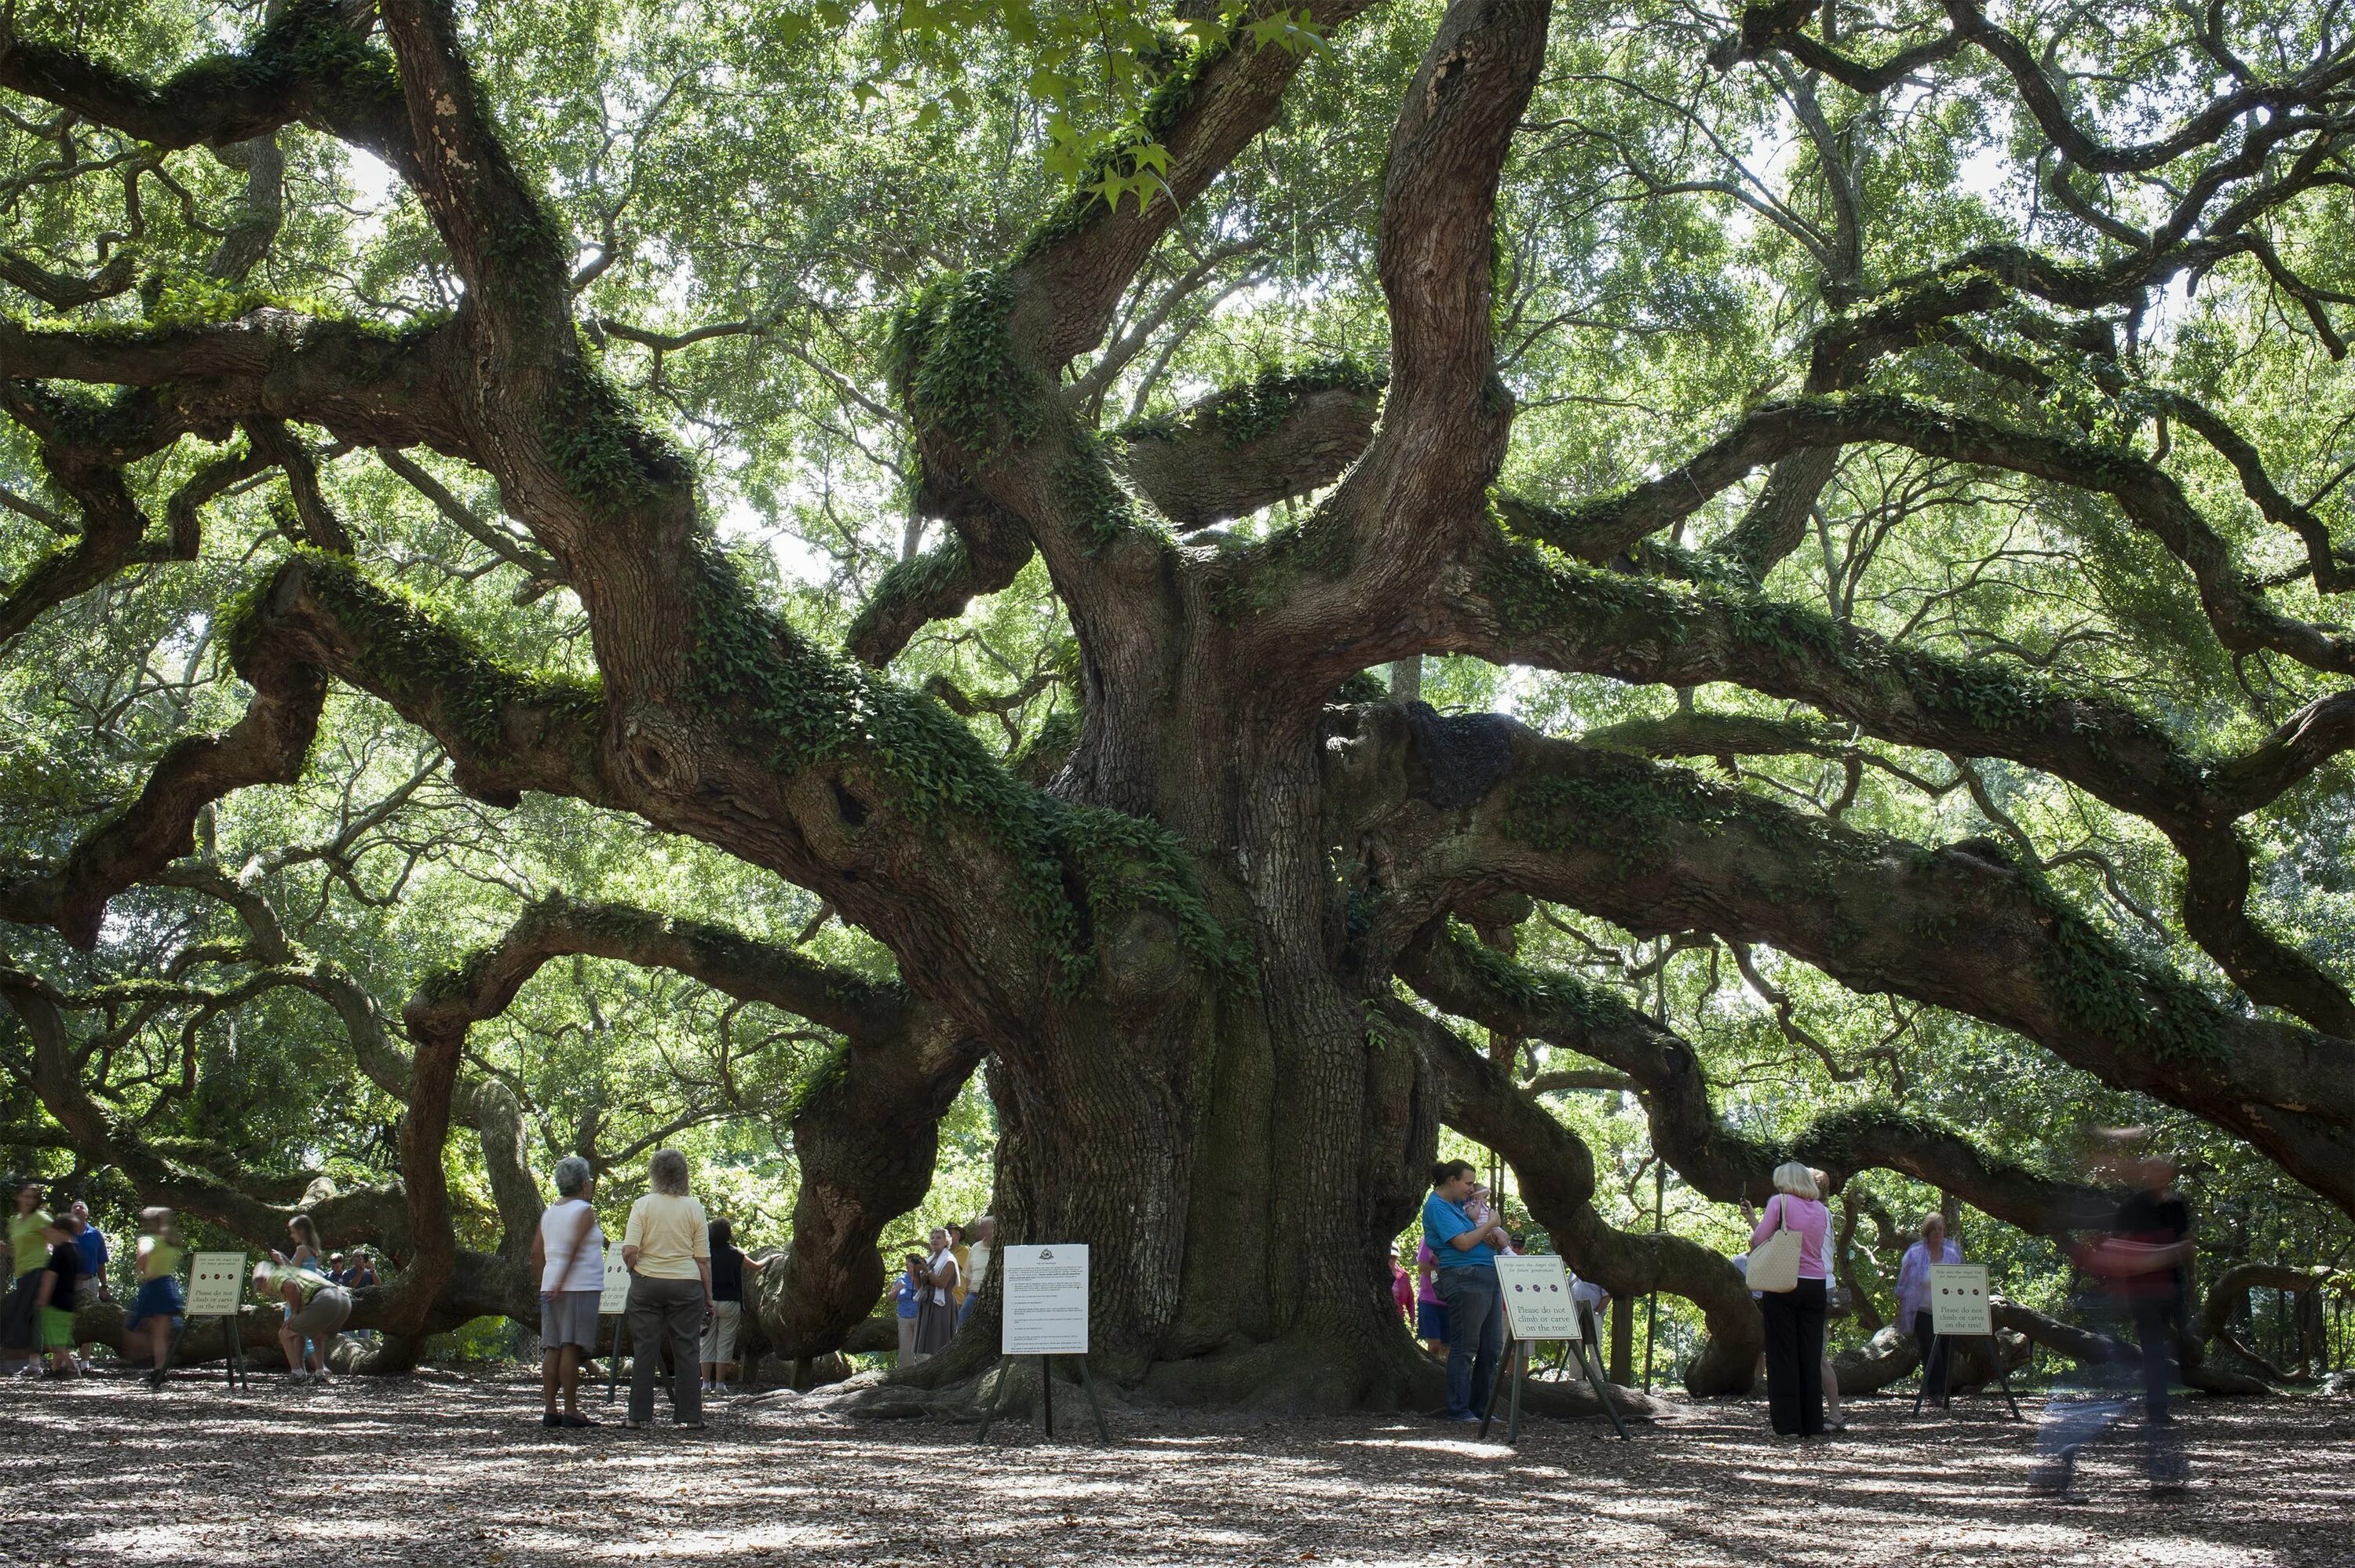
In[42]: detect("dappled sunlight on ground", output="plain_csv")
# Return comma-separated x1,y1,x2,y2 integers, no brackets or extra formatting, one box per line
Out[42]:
1,1373,2349,1565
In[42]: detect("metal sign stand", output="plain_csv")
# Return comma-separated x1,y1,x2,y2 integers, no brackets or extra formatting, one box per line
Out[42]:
601,1313,626,1404
598,1245,631,1403
1909,1333,2023,1420
976,1353,1108,1443
1481,1333,1630,1443
155,1312,249,1390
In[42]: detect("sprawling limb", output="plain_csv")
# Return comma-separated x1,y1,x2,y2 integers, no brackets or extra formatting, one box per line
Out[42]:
1118,371,1382,532
0,629,327,946
1327,706,2355,1215
0,0,411,160
0,948,413,1262
1399,922,2108,1229
1204,0,1550,691
847,488,1036,669
401,894,981,1360
1010,0,1379,369
1437,531,2355,1036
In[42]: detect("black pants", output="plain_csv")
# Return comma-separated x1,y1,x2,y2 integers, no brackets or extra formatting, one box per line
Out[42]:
2131,1297,2177,1422
1911,1310,1950,1401
1759,1278,1827,1436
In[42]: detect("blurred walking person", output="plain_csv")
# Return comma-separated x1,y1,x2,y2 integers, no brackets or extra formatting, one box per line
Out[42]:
5,1180,53,1377
122,1209,184,1382
622,1148,711,1431
2030,1134,2195,1497
1750,1161,1831,1439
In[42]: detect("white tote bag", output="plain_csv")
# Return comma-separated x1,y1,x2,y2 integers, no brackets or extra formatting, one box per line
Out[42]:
1746,1199,1802,1294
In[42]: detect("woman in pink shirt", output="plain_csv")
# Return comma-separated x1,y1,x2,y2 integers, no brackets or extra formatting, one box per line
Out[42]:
1414,1240,1447,1353
1387,1244,1416,1327
1748,1161,1831,1438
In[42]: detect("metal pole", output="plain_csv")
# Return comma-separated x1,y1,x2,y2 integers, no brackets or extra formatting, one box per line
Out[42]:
1643,1158,1664,1393
1039,1355,1053,1439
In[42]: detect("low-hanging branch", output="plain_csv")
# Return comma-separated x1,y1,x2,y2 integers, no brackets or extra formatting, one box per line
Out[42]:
1398,921,2108,1230
1328,706,2355,1216
1445,527,2355,1037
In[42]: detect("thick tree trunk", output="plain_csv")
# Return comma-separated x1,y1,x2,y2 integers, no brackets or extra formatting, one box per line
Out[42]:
912,937,1445,1411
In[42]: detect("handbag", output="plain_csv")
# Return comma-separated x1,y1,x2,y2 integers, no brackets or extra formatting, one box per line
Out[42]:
1747,1197,1802,1294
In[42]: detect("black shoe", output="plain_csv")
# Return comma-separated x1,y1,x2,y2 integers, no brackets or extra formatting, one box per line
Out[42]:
542,1412,564,1427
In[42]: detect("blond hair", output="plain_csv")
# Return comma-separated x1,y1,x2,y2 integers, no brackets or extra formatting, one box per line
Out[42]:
1771,1161,1820,1202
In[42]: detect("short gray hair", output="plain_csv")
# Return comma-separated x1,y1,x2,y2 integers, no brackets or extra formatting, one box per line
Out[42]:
1772,1161,1820,1202
552,1156,593,1198
648,1148,691,1196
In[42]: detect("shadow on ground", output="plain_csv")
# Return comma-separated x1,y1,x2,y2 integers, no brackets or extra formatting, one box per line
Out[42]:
2,1373,2348,1566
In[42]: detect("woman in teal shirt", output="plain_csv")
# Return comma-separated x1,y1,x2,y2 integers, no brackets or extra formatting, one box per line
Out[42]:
1420,1160,1507,1422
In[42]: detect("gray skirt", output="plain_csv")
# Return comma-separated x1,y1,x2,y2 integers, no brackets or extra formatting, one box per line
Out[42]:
541,1288,601,1351
911,1295,958,1356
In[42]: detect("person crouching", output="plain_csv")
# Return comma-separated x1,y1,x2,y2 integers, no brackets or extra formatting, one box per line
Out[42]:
254,1260,352,1384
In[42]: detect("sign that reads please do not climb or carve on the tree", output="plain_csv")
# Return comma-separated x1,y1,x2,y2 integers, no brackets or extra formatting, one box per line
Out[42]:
1930,1263,1994,1336
1494,1255,1582,1341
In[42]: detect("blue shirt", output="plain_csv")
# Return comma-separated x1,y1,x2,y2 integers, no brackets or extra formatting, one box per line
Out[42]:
895,1276,920,1318
74,1226,107,1276
1421,1193,1496,1271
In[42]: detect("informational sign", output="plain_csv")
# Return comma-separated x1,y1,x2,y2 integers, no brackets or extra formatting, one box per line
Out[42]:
599,1245,631,1316
187,1252,249,1316
1001,1244,1088,1355
1929,1263,1993,1336
1494,1255,1581,1341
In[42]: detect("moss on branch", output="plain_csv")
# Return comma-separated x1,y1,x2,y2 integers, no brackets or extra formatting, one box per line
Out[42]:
221,550,602,756
686,544,1236,992
888,269,1043,465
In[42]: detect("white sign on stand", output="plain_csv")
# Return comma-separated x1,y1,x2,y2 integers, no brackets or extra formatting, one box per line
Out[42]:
1929,1263,1993,1336
1494,1256,1581,1341
187,1252,248,1316
1001,1244,1089,1355
599,1245,631,1316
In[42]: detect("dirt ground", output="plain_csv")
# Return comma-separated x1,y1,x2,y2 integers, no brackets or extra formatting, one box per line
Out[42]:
2,1369,2350,1567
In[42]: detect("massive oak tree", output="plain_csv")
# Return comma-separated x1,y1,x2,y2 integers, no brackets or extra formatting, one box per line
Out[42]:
5,0,2355,1403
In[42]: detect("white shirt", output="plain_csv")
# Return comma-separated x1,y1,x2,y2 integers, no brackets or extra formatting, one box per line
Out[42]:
967,1242,991,1292
927,1247,958,1307
539,1198,604,1293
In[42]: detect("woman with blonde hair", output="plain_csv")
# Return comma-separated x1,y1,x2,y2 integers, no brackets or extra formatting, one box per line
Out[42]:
621,1148,711,1431
1748,1161,1831,1437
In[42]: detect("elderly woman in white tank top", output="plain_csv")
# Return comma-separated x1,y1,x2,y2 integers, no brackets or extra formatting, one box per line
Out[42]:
532,1155,606,1428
